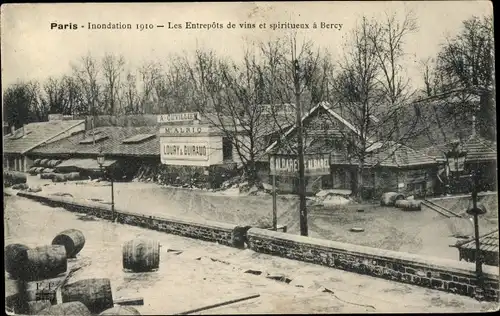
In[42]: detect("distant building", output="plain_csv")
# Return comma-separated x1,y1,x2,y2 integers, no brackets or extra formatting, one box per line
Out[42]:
265,101,439,198
3,116,85,172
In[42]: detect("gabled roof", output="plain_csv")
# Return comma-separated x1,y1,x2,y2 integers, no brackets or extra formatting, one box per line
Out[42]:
30,126,159,157
3,120,85,154
360,141,438,167
265,101,361,154
423,134,497,162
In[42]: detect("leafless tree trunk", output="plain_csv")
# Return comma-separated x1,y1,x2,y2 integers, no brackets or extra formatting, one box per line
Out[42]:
138,61,163,114
72,53,101,116
102,53,125,115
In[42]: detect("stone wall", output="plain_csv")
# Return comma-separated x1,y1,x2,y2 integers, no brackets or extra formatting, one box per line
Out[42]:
246,227,499,302
16,191,240,247
14,191,499,302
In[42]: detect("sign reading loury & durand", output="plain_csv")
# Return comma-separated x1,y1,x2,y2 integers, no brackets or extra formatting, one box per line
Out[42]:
270,154,331,176
157,112,200,123
160,140,209,162
159,125,210,135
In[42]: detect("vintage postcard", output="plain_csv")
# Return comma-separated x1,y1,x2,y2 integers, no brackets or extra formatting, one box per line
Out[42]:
2,1,498,315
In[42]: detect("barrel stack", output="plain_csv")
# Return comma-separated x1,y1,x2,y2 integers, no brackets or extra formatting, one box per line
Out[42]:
395,199,422,211
122,239,160,272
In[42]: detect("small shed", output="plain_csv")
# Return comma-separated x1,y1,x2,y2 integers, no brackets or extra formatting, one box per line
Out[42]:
453,229,499,267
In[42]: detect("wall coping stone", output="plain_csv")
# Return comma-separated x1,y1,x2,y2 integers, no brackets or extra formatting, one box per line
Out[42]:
247,227,500,278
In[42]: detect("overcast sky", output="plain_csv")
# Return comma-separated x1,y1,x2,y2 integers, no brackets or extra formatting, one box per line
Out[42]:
1,1,493,93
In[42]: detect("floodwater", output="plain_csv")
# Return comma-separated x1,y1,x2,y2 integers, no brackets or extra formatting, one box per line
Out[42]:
4,195,498,314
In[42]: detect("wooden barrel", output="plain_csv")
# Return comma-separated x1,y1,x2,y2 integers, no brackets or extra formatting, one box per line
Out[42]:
66,172,82,181
28,167,38,175
122,239,160,272
53,173,68,183
395,199,422,211
39,302,92,316
34,158,42,166
5,171,27,185
52,229,86,258
380,192,405,206
5,244,29,279
61,278,114,314
40,159,50,167
24,245,67,281
27,300,52,315
100,306,141,315
40,172,56,180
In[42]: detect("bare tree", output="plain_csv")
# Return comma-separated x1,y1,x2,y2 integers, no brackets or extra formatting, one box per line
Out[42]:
123,70,139,114
368,12,419,140
41,77,66,115
3,81,43,127
433,14,495,140
102,53,125,115
138,61,163,114
72,53,101,115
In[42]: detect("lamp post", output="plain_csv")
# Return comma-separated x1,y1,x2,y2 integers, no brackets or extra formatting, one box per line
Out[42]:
445,143,467,194
466,169,487,301
97,149,115,220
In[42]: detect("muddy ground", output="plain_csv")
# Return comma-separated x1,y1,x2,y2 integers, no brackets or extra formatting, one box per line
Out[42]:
4,195,498,314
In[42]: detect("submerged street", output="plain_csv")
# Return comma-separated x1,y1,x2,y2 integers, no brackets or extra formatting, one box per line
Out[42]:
4,194,497,314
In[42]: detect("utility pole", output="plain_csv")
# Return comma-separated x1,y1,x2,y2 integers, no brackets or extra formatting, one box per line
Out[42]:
294,59,308,236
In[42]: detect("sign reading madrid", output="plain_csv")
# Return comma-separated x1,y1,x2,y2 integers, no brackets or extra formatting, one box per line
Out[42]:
159,126,209,135
157,112,200,123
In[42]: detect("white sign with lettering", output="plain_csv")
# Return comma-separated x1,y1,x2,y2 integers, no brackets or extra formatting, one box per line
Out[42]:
159,126,209,135
270,154,330,176
157,112,200,123
161,141,209,162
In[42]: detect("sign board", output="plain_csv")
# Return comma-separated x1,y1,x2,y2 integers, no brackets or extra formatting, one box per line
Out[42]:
157,112,200,123
160,140,209,162
159,125,209,135
270,154,330,176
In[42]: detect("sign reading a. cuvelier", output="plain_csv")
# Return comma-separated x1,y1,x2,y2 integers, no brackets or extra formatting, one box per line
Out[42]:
157,112,200,123
270,154,331,176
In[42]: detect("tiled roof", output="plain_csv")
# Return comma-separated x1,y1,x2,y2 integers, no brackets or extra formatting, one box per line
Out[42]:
30,126,160,157
457,230,499,253
423,134,497,162
274,138,437,168
3,120,85,154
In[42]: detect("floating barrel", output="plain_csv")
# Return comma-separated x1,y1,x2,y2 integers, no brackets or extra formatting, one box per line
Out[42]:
5,244,29,279
122,239,160,272
380,192,405,206
395,199,422,211
24,245,67,281
39,302,92,316
100,306,141,315
27,300,52,315
52,229,86,258
34,159,42,166
61,278,114,314
40,172,56,180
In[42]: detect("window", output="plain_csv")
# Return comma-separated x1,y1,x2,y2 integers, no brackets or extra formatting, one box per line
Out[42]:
222,137,233,161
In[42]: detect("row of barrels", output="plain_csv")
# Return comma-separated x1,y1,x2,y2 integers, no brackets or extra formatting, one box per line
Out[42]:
6,236,161,281
5,229,86,281
40,171,84,182
33,158,62,168
380,192,422,211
